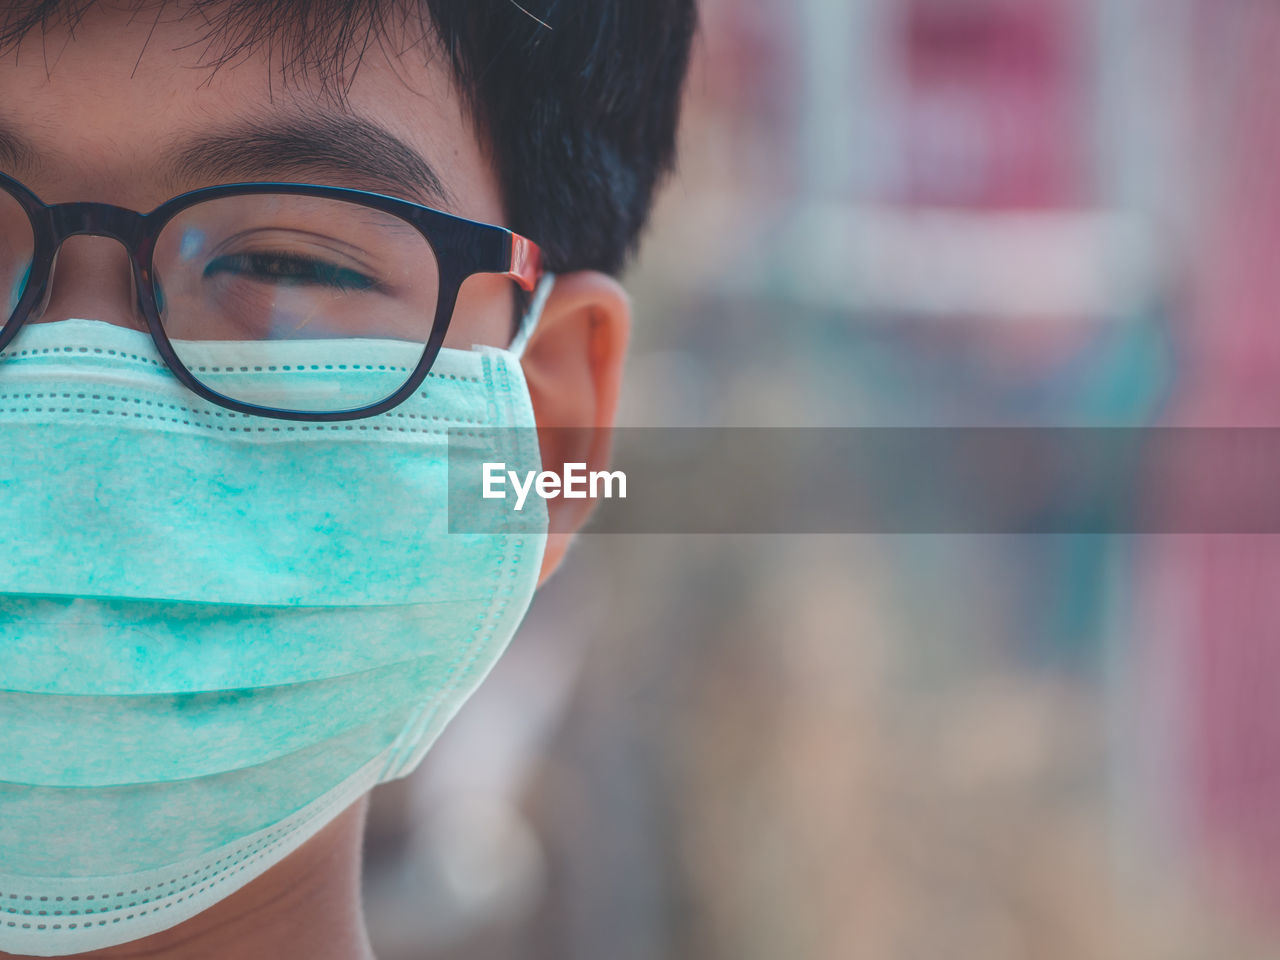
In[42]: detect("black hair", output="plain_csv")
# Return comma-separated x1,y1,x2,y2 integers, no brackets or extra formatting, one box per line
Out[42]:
0,0,699,277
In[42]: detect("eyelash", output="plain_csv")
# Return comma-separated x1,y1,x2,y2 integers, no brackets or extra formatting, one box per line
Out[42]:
203,252,380,292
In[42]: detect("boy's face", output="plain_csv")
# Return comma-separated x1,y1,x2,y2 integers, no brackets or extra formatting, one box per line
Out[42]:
0,3,515,350
0,4,640,951
0,3,632,587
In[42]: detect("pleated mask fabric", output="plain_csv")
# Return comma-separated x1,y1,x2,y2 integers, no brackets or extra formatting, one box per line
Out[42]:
0,275,553,956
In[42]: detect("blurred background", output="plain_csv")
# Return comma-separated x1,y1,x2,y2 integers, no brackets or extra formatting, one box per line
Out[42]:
362,0,1280,957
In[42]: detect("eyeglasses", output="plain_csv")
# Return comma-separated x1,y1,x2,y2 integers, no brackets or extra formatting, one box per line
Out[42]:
0,171,543,421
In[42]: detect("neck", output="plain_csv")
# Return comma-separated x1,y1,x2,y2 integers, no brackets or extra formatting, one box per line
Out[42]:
5,797,376,960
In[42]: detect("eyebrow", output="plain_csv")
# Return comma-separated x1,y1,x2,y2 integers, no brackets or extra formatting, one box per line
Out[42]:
0,111,454,210
0,121,36,176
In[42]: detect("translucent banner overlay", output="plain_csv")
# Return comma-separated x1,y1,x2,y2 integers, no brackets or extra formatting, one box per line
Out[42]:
446,427,1280,534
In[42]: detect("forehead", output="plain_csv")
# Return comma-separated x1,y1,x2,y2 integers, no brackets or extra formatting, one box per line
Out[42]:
0,2,502,223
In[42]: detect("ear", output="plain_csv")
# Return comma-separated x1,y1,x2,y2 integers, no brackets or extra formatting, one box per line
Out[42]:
519,271,631,585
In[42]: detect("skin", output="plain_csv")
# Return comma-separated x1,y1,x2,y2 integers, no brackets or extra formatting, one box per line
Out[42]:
0,4,630,959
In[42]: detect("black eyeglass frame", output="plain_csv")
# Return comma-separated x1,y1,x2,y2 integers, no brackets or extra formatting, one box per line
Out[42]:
0,170,544,421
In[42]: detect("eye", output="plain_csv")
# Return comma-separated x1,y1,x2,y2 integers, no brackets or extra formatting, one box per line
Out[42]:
203,252,379,292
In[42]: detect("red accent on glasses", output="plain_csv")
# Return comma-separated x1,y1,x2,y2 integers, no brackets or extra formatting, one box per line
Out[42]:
504,233,543,292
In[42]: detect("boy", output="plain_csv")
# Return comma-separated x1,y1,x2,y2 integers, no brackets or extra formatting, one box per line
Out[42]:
0,1,695,957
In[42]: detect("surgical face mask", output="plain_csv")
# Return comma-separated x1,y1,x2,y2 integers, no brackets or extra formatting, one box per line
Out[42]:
0,276,554,957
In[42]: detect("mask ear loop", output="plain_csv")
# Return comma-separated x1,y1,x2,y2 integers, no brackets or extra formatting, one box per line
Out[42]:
508,273,556,359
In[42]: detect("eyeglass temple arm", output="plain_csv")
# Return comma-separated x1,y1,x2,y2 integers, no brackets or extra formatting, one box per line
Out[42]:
503,233,543,292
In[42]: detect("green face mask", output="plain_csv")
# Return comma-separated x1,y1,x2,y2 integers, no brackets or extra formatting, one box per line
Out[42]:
0,277,553,957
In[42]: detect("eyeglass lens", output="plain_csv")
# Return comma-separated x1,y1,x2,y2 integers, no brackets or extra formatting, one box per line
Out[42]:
0,189,34,321
0,188,444,414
